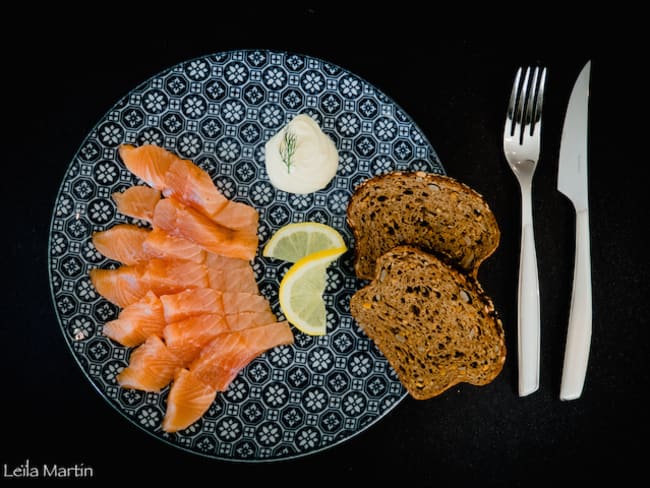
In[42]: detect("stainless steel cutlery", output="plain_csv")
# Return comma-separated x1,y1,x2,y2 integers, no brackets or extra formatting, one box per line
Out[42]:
504,66,546,397
558,61,592,401
503,61,592,399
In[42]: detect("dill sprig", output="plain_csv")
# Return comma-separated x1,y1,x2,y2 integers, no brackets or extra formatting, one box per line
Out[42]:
279,129,298,173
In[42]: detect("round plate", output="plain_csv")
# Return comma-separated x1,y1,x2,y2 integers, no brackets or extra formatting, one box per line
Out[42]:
48,50,443,461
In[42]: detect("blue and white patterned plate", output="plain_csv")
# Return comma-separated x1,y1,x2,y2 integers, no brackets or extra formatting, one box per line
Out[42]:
48,50,444,461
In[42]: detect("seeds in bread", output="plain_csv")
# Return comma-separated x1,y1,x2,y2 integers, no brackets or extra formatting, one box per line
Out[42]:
346,171,500,280
350,246,506,400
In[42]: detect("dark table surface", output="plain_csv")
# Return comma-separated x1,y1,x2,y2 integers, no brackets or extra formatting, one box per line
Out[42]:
4,12,647,486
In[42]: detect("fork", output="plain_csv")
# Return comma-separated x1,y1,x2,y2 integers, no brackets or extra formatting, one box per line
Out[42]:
503,66,547,397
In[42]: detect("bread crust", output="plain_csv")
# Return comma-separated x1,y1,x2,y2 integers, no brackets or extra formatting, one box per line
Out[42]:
350,246,506,400
346,171,500,280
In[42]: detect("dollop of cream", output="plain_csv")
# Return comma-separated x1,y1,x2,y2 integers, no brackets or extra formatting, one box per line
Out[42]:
265,114,339,194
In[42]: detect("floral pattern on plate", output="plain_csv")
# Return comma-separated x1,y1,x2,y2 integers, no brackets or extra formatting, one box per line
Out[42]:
48,49,443,461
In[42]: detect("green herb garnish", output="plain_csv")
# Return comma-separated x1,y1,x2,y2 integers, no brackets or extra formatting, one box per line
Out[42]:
279,129,298,173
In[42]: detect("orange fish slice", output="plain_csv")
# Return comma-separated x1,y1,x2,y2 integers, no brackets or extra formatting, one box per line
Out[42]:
204,253,259,293
91,259,208,308
225,310,278,331
163,314,230,363
102,291,165,347
163,157,229,219
162,368,216,433
163,155,258,231
118,143,260,232
190,321,294,391
164,311,277,364
153,197,257,261
89,264,147,308
211,200,259,232
162,321,294,432
119,144,176,189
160,288,224,324
92,224,150,265
117,335,182,392
222,291,274,315
144,258,209,296
142,228,206,263
203,252,251,272
112,186,161,223
119,143,230,221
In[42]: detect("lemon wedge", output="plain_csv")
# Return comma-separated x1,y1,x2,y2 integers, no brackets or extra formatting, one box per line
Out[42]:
263,222,345,263
279,247,346,336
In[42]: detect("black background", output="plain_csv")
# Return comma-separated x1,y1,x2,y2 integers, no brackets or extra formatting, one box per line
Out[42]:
3,10,647,486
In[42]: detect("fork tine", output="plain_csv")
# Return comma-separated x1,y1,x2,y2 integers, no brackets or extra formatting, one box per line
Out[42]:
507,67,523,137
525,67,539,133
516,67,531,144
531,68,546,130
527,67,547,137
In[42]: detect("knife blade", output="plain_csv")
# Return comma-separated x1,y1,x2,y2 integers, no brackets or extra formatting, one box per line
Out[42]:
558,61,592,401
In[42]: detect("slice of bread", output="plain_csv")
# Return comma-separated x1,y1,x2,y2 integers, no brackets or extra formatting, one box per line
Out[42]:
346,171,500,280
350,246,506,400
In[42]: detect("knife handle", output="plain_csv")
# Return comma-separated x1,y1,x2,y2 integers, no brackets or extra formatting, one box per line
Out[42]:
560,208,592,400
518,192,540,397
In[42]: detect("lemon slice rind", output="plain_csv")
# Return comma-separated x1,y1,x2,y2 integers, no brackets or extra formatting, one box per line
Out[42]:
263,222,346,263
278,246,347,336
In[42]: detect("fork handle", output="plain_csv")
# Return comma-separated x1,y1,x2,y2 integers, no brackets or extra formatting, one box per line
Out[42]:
518,188,540,396
560,208,592,400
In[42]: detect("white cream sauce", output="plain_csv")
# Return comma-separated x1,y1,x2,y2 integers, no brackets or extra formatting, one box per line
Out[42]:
264,114,339,194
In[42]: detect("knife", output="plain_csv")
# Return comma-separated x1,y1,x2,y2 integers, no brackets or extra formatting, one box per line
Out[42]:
558,61,592,401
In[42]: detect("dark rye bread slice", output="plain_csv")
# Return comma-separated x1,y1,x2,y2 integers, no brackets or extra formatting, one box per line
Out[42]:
350,246,506,400
346,171,500,280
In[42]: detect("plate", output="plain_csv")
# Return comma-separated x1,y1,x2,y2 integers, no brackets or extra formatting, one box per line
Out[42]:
48,50,444,461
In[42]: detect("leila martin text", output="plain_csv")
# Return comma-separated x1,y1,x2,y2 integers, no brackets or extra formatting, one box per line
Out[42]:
3,460,94,479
